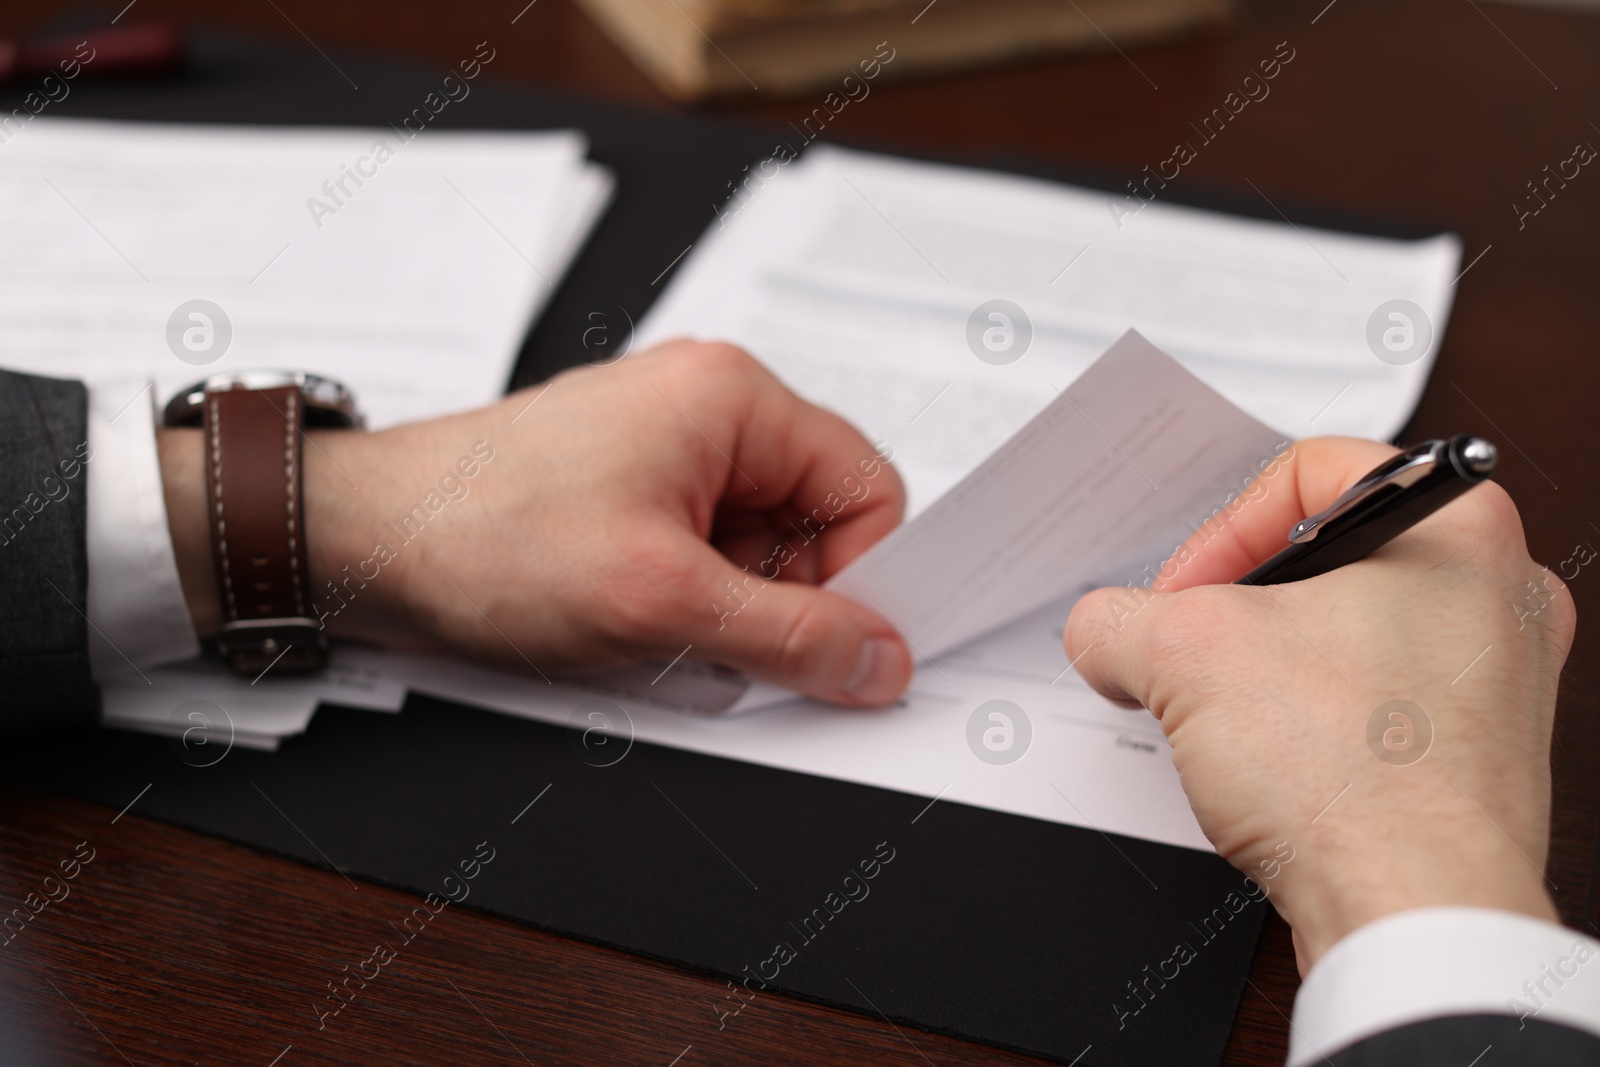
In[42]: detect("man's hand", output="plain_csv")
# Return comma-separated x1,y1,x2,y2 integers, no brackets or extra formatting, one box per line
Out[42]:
159,341,914,707
1063,437,1576,974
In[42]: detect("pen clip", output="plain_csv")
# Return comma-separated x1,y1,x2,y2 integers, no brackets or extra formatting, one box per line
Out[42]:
1287,441,1444,544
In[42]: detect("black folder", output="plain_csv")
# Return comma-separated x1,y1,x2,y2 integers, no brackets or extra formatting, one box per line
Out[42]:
0,25,1450,1065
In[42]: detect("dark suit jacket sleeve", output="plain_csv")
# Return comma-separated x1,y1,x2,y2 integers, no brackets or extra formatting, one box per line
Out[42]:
1331,1013,1600,1065
0,368,98,735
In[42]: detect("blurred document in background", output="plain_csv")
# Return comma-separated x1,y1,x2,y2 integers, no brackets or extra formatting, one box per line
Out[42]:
638,145,1460,517
0,117,610,427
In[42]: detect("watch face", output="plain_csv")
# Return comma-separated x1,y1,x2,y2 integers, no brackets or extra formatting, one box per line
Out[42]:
162,370,363,429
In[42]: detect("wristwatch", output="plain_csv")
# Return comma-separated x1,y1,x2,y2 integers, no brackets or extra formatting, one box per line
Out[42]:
163,371,363,676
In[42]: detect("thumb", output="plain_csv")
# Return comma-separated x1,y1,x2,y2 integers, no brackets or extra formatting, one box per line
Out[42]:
1063,584,1180,709
688,548,913,707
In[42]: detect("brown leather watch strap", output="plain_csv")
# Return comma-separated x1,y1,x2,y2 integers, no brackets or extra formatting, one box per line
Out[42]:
202,384,327,675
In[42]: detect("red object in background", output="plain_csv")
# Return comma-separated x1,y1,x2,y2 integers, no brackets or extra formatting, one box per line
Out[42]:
0,22,185,83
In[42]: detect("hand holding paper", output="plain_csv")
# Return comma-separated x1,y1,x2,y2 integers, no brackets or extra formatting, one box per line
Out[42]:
167,339,918,706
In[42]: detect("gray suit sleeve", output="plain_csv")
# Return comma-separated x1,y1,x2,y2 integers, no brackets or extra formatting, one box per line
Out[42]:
1330,1013,1600,1065
0,368,98,734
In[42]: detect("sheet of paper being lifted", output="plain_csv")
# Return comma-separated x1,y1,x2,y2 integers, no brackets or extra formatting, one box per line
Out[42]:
726,330,1288,713
636,145,1460,517
391,333,1286,851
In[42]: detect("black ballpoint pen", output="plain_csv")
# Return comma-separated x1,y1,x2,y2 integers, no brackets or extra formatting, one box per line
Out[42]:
1237,434,1499,587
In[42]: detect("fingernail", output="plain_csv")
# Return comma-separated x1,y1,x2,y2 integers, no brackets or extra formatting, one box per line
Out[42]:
844,637,903,705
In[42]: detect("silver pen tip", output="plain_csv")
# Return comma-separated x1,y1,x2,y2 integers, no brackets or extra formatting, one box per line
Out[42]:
1460,437,1498,475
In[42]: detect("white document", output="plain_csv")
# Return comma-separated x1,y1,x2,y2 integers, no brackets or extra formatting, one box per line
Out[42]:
391,645,1214,851
390,335,1287,852
638,145,1460,516
0,117,609,428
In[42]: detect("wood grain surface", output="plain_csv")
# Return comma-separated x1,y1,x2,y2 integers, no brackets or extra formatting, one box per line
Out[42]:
0,0,1596,1063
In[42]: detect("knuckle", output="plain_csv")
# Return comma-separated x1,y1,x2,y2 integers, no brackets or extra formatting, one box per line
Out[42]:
1144,587,1232,655
668,341,760,383
1543,576,1577,629
1454,481,1526,548
1511,565,1577,649
773,599,836,682
700,342,761,375
1548,589,1579,649
650,343,767,419
1077,584,1229,669
596,539,703,644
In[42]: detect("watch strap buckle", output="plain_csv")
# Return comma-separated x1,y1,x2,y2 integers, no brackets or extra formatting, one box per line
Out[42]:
216,618,328,676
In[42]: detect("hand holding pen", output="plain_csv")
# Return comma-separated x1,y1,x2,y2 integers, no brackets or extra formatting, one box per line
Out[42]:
1064,435,1573,975
1239,434,1499,586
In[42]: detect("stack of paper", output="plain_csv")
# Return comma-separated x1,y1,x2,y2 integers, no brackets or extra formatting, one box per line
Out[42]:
0,117,612,748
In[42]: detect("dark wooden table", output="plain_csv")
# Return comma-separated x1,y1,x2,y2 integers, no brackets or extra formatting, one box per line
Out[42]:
2,0,1597,1063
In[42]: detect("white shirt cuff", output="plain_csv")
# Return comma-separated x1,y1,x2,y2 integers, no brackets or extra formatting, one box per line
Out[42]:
85,379,201,679
1289,907,1600,1065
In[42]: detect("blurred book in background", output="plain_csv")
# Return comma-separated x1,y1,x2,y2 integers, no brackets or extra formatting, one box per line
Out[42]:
575,0,1236,100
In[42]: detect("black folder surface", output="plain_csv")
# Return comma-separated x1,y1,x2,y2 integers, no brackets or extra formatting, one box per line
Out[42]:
0,26,1455,1064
